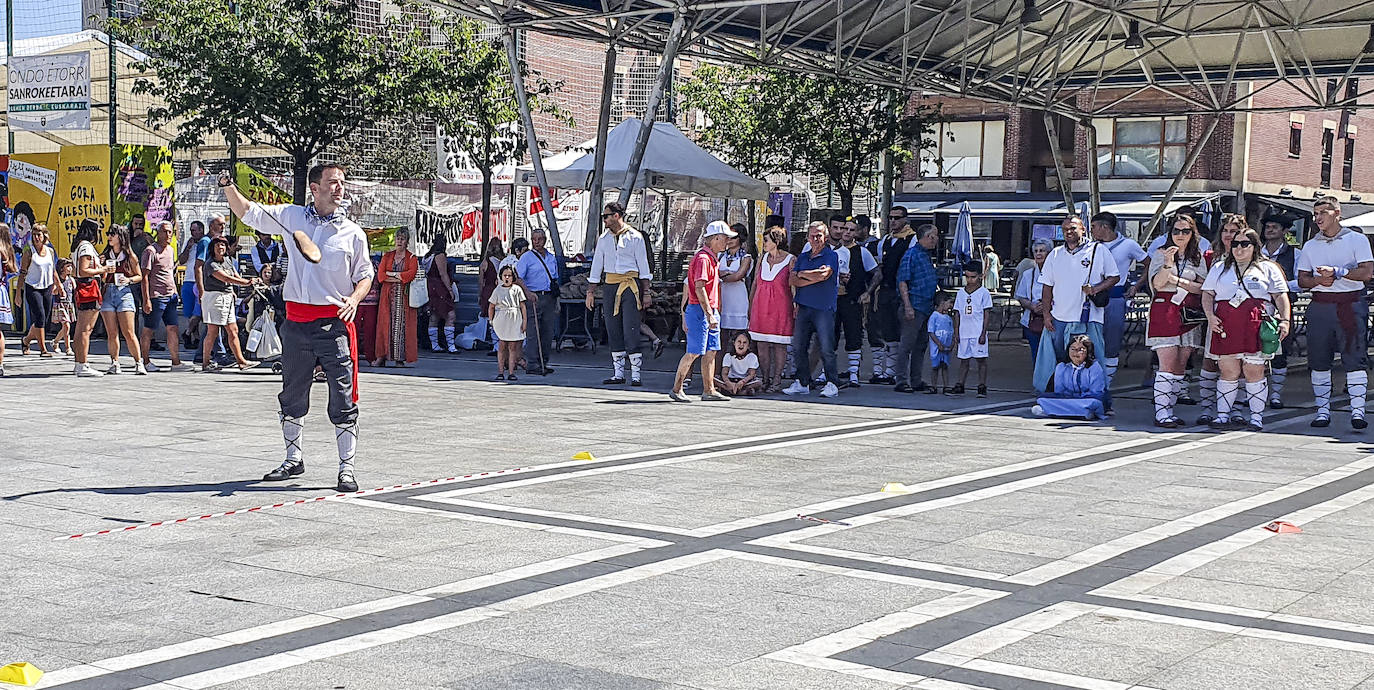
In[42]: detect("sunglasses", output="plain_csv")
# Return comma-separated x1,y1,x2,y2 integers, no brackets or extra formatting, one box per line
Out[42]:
1231,240,1255,248
1171,227,1192,235
600,213,615,219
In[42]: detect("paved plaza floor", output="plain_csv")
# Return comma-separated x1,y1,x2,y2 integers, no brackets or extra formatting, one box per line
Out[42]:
5,340,1374,690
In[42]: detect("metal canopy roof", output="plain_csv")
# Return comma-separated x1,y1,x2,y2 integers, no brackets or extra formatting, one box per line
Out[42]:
436,0,1374,117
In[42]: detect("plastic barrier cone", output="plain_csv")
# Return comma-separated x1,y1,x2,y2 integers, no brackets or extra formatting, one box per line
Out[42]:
1264,520,1302,534
571,451,596,461
0,663,43,687
880,482,912,494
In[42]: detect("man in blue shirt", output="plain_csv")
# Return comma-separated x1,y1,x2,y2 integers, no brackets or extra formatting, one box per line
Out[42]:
784,222,843,398
517,228,560,375
893,223,940,393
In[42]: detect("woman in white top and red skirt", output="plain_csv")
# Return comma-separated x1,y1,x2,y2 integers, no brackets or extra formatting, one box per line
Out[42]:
1145,215,1206,428
1200,226,1291,432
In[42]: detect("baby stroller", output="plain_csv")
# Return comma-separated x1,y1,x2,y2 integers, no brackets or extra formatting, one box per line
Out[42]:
244,282,287,373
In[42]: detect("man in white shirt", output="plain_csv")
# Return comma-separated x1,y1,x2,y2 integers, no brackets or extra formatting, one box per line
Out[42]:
1090,211,1147,396
1297,196,1374,429
1036,215,1121,393
586,201,654,386
222,163,375,493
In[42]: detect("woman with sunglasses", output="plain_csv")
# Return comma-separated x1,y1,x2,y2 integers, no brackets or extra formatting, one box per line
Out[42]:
1200,226,1291,431
100,225,147,375
1146,215,1206,427
1194,215,1243,425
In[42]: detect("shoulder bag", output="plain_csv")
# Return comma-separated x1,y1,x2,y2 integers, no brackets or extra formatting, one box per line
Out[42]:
1086,244,1111,308
1236,263,1282,355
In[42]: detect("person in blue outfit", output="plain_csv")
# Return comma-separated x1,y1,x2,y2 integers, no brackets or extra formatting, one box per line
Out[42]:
926,292,954,394
1034,334,1108,420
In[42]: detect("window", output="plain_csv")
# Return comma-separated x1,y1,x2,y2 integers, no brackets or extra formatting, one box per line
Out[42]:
919,120,1006,178
1327,79,1340,104
1289,123,1303,157
1343,138,1355,191
1322,127,1335,188
1092,117,1188,177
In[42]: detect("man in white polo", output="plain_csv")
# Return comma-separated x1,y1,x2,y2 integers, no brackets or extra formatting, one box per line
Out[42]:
1089,211,1146,400
1298,196,1374,429
1036,215,1120,393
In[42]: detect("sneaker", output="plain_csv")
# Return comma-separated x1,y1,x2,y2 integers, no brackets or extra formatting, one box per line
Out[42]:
238,361,261,371
631,379,643,387
337,472,359,493
1247,420,1264,432
1311,415,1331,428
701,391,732,402
1154,417,1179,429
496,373,506,381
170,363,196,372
950,384,966,395
74,363,104,377
603,376,627,385
1354,416,1369,431
819,382,840,398
1031,404,1045,417
669,390,693,403
106,362,122,375
134,362,148,376
653,340,666,359
143,360,160,372
783,380,810,395
262,461,305,481
976,385,988,398
447,344,458,353
1269,396,1284,409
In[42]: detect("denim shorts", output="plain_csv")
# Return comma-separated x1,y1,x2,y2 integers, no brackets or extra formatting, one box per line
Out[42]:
147,295,180,328
684,302,721,356
100,284,136,313
181,281,202,318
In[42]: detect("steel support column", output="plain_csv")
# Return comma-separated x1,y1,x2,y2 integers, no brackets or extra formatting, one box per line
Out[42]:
1084,119,1101,216
506,29,567,268
616,12,686,207
587,42,618,255
1143,116,1222,241
1043,112,1075,212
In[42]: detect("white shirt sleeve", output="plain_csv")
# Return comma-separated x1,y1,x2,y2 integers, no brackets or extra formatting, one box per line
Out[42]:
1014,269,1038,302
1295,246,1314,275
350,231,375,284
635,234,653,281
1200,264,1223,293
241,203,294,235
1039,252,1059,286
860,247,878,273
588,234,607,284
1099,247,1122,278
1288,248,1302,292
1262,263,1288,295
1350,234,1374,267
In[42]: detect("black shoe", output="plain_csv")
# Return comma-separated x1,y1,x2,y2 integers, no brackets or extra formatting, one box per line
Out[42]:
653,340,665,359
1209,417,1232,430
924,386,940,395
1154,418,1179,429
868,376,884,385
951,384,966,395
603,376,626,385
1355,417,1369,430
840,378,859,389
1178,395,1198,406
1247,422,1264,432
976,385,987,398
263,462,304,481
540,367,554,375
1270,398,1285,409
1195,414,1214,426
1311,416,1331,428
631,379,643,387
337,472,358,492
894,383,914,393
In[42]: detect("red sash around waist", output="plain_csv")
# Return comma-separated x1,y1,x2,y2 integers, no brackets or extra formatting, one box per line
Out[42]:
1310,290,1363,351
286,301,359,403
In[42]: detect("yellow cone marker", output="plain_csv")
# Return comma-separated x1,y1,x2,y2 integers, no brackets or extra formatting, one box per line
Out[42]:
0,663,43,687
572,451,597,461
880,482,911,494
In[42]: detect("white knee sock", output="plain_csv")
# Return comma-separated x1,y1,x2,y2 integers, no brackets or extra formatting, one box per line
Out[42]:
443,326,457,352
280,413,304,469
629,353,643,382
1103,356,1119,388
1270,366,1287,403
1153,372,1175,422
1170,372,1184,409
427,327,440,350
1215,378,1239,419
335,421,357,477
1199,369,1219,417
611,351,626,379
1246,380,1267,427
1348,370,1368,419
846,350,861,378
871,347,885,378
1312,370,1333,417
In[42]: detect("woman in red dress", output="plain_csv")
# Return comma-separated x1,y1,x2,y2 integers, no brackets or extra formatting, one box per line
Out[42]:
747,226,796,393
374,230,419,367
1145,215,1205,427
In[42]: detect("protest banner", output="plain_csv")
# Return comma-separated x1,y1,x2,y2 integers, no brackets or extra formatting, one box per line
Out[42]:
7,152,60,249
48,145,111,257
7,53,92,131
113,145,177,232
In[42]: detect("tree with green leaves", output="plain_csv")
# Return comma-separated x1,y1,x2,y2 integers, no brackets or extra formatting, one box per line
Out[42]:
112,0,434,203
416,15,569,250
681,64,942,214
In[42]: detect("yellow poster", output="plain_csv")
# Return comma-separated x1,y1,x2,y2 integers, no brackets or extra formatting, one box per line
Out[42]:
7,151,59,249
112,145,176,229
48,144,111,259
233,162,292,237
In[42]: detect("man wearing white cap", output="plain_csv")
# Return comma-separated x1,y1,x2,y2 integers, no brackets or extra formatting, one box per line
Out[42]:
670,221,735,402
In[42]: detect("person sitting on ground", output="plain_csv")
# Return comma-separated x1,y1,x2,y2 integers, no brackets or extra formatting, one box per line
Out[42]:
715,331,762,396
1033,334,1108,420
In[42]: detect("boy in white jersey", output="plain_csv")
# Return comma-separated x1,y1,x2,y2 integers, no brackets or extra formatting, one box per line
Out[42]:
953,261,993,397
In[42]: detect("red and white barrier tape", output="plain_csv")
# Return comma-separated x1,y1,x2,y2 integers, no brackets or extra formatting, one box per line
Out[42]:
55,466,535,540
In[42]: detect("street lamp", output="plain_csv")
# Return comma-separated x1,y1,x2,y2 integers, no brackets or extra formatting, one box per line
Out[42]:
1125,20,1144,49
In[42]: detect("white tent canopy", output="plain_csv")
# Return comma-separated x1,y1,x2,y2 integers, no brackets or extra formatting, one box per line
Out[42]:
516,118,768,200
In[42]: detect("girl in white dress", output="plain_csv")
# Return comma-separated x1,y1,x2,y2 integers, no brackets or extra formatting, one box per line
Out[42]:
488,265,527,381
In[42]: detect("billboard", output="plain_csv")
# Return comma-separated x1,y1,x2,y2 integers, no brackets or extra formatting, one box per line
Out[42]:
7,54,92,131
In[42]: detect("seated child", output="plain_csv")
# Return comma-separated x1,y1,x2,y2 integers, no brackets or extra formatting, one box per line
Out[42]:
715,332,763,396
1033,334,1107,420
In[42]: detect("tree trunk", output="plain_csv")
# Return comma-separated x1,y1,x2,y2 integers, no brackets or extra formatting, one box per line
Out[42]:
292,152,311,206
836,183,854,216
480,170,493,254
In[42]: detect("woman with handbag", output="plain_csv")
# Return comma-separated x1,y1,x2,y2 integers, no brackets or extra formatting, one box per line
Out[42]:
374,229,419,367
1014,238,1052,368
71,219,107,377
1194,215,1242,425
1146,215,1206,427
423,233,458,353
99,225,147,375
1201,226,1291,431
